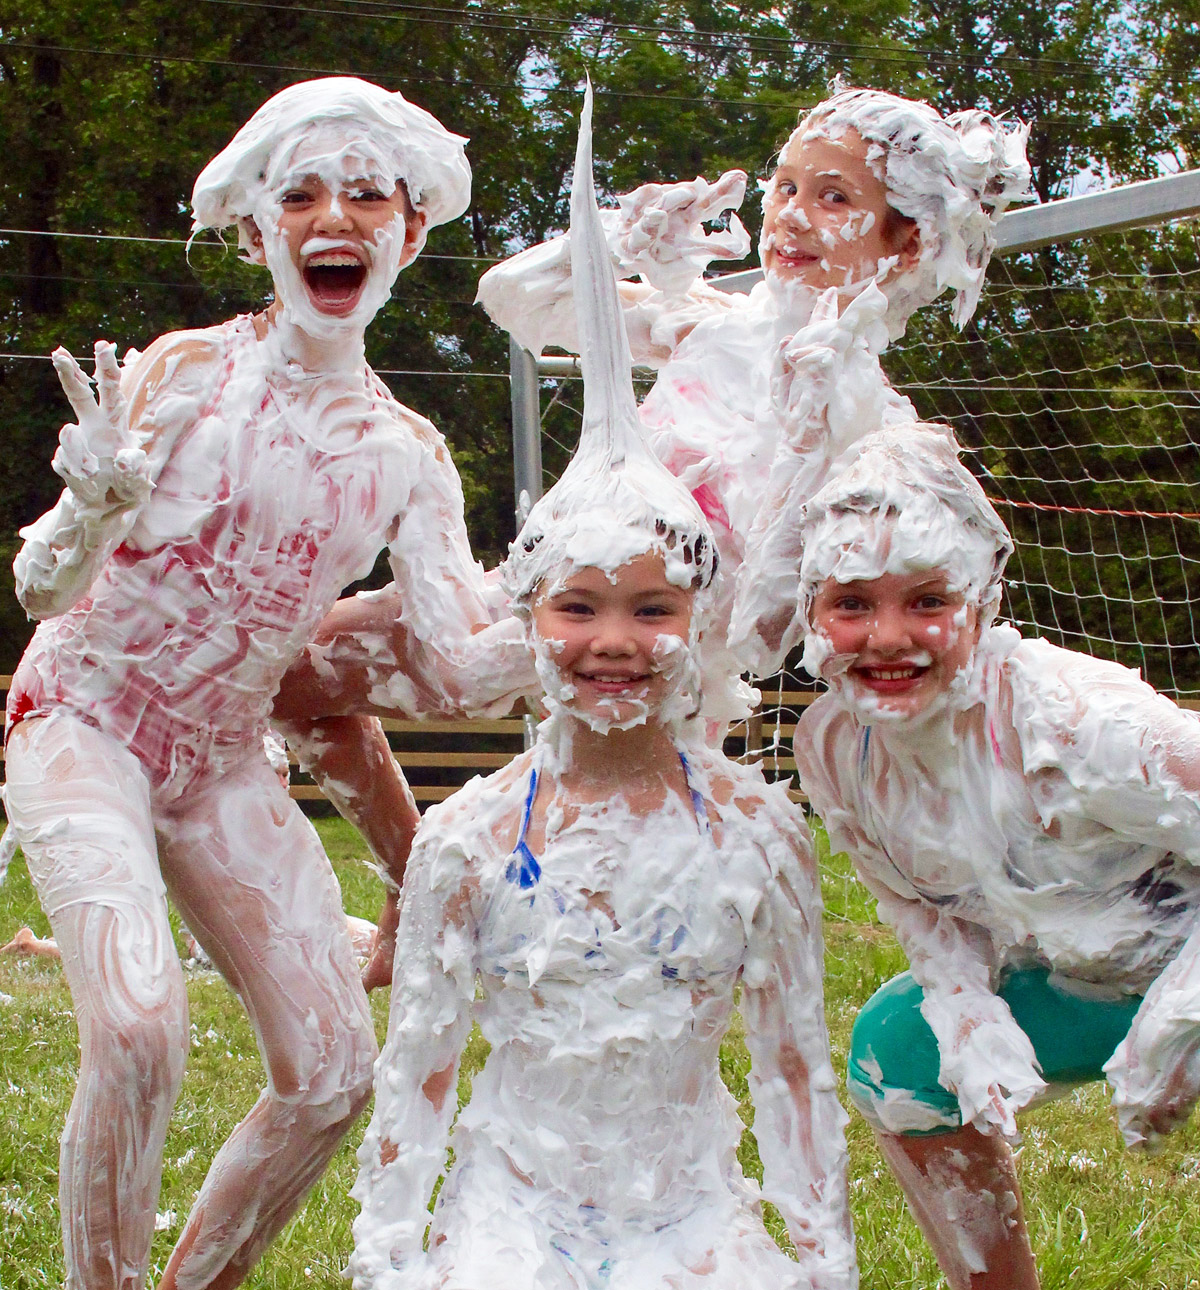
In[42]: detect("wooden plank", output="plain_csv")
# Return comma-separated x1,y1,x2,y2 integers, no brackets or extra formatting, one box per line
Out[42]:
379,717,524,735
395,751,515,768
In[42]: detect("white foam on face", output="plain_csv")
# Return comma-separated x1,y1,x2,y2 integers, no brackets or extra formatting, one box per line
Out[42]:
793,85,1031,334
793,422,1011,714
192,76,470,244
191,78,470,344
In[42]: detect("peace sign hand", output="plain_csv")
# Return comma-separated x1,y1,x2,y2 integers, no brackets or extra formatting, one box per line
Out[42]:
50,340,150,509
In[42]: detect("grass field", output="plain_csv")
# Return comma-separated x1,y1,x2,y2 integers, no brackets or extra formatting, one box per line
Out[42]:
2,814,1198,1288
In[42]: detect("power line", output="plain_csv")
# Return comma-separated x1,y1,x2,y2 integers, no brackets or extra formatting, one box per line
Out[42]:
5,38,1180,118
195,0,1170,79
0,38,771,110
0,227,497,263
0,351,509,377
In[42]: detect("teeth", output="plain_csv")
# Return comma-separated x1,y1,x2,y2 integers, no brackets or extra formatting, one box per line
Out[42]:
307,252,362,267
866,668,916,680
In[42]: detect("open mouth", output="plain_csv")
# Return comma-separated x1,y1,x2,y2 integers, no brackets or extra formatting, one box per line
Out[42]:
302,252,368,312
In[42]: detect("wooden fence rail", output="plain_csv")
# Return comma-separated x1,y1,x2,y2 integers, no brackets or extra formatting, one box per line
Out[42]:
0,677,814,807
4,677,1193,810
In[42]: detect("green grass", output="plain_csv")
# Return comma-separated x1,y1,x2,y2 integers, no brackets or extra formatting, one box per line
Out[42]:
2,816,1199,1288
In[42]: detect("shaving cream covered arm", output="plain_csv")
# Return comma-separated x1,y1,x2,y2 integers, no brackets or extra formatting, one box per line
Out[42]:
739,792,858,1288
1004,644,1200,1147
475,188,744,367
350,815,478,1287
382,415,536,716
14,335,209,619
728,287,917,676
797,702,1045,1139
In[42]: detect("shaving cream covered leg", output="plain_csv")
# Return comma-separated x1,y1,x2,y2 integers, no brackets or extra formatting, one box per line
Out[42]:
155,754,376,1289
4,715,189,1290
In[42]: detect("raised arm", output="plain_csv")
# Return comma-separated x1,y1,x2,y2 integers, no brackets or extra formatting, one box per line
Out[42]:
729,285,915,676
349,820,478,1288
14,336,211,618
382,417,538,717
738,794,856,1290
476,171,748,367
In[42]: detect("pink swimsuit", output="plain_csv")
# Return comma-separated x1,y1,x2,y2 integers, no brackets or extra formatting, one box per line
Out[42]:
9,314,420,796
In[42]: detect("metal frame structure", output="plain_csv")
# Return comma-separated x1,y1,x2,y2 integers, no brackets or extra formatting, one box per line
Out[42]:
506,168,1200,511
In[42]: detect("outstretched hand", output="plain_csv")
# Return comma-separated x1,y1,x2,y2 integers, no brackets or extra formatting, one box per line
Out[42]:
51,340,149,507
614,170,750,296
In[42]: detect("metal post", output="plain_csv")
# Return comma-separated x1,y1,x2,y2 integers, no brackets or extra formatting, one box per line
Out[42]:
509,337,543,529
508,337,544,749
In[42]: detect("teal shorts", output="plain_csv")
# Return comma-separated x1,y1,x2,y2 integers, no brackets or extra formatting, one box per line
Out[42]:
846,967,1143,1135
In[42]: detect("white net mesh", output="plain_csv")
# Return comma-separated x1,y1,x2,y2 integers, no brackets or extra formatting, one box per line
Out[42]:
889,218,1200,702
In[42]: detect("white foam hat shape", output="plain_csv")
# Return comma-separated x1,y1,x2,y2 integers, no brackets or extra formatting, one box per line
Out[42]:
502,82,717,610
191,76,471,236
797,421,1014,622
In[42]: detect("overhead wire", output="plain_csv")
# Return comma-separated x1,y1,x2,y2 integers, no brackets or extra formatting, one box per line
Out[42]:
0,37,1179,121
0,227,497,262
194,0,1169,79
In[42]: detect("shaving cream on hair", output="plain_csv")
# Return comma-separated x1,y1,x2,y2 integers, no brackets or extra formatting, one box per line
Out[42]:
500,84,718,734
788,84,1030,335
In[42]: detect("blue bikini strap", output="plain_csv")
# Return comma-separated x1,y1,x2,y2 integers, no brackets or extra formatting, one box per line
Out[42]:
506,763,542,889
677,750,711,835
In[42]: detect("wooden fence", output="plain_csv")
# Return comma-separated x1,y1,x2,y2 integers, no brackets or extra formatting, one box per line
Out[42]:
0,676,815,808
5,676,1192,810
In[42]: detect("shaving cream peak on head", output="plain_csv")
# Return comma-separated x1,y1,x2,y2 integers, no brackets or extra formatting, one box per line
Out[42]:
797,83,1030,335
502,83,718,617
798,421,1013,635
191,77,471,252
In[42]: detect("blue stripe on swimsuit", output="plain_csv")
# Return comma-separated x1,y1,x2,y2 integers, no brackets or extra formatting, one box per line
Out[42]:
505,751,709,890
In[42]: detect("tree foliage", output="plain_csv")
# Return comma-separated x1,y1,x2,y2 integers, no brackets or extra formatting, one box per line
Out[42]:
1,0,1197,678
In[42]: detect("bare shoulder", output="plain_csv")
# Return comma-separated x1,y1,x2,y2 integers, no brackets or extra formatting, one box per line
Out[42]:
417,750,536,858
123,324,230,427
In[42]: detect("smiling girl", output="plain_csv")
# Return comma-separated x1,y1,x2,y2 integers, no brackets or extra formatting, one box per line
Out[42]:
790,425,1200,1290
3,77,533,1290
477,87,1029,723
350,89,855,1290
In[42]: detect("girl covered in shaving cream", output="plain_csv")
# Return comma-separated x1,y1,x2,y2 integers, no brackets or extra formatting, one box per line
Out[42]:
350,90,855,1290
789,425,1200,1290
4,77,532,1290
